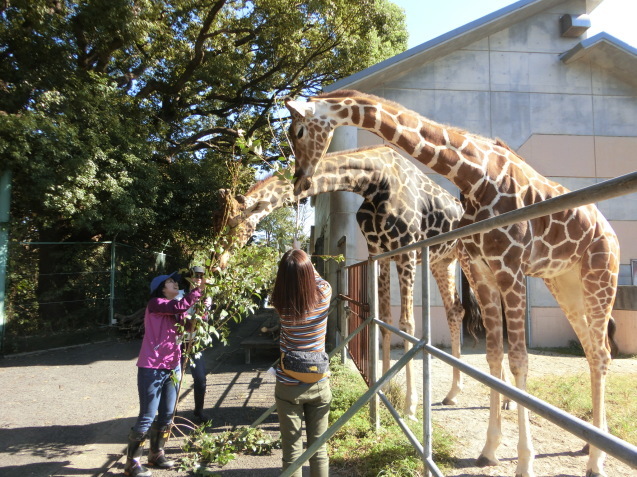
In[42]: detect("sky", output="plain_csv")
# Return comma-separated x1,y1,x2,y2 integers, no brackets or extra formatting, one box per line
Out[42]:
391,0,637,49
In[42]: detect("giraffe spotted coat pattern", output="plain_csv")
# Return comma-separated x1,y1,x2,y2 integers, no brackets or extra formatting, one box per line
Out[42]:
286,90,620,477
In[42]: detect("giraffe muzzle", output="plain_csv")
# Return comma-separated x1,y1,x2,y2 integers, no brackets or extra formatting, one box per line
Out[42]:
293,175,312,195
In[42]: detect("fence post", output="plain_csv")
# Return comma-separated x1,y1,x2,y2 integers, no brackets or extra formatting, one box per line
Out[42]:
368,257,380,431
421,246,432,477
337,265,346,366
109,242,116,326
0,170,11,354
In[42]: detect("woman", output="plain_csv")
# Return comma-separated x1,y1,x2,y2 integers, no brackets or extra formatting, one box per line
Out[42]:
124,271,203,477
271,249,332,477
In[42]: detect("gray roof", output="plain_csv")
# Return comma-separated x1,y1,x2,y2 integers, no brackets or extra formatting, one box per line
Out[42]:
326,0,602,92
560,32,637,88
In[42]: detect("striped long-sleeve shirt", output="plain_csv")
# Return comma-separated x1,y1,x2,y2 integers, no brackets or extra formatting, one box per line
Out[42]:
276,275,332,385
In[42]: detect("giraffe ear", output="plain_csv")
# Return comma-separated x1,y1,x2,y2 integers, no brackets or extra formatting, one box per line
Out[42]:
235,194,247,205
286,100,315,119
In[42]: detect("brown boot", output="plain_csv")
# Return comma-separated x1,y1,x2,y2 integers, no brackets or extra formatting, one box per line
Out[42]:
124,429,152,477
147,423,175,469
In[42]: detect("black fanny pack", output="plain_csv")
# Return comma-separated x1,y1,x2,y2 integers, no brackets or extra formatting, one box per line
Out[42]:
281,350,330,383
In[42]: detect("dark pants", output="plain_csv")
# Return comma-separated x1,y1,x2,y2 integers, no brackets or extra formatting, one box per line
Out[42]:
182,345,207,395
275,379,331,477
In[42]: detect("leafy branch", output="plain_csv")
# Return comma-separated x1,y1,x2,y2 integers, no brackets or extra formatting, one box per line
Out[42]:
180,426,281,472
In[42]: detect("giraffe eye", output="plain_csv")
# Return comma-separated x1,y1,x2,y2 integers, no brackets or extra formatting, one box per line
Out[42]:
296,126,304,139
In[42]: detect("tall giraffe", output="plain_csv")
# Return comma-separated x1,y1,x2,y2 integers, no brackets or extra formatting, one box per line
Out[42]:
285,90,620,477
212,145,481,418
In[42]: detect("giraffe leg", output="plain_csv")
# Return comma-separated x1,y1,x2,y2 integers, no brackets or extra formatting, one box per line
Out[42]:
378,259,393,376
462,258,504,468
545,253,616,477
430,256,464,405
478,325,505,468
457,247,515,411
396,253,418,420
501,272,535,477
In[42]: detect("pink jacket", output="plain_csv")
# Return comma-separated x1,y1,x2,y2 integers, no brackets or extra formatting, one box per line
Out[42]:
136,288,202,369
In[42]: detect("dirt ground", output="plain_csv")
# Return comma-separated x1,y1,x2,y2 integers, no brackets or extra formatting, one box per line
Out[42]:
403,345,637,477
0,309,635,477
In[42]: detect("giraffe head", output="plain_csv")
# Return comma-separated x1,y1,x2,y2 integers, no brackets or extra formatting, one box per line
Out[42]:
285,98,335,195
211,189,262,269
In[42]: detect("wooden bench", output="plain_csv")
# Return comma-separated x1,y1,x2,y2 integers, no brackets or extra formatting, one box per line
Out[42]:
240,332,279,364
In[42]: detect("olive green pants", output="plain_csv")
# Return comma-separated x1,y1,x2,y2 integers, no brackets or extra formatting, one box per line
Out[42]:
275,379,332,477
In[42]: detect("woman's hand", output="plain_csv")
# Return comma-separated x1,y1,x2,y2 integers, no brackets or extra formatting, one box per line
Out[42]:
186,276,204,288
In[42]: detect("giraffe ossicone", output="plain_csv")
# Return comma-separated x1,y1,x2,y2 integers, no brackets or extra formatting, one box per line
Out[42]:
286,90,619,477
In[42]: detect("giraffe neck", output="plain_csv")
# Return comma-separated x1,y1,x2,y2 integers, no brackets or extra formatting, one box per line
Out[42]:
242,177,294,227
313,92,495,196
244,146,402,217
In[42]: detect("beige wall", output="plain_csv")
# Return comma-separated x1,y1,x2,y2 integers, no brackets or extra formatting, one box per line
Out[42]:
318,0,637,351
613,310,637,354
518,134,637,179
388,306,452,347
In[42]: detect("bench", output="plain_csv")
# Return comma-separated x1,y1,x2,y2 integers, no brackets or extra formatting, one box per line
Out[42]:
240,332,279,364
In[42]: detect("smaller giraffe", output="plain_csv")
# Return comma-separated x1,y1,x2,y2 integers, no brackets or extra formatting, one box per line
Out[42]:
212,145,481,419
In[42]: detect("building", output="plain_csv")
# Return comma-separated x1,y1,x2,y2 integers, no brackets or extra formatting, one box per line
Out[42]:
312,0,637,353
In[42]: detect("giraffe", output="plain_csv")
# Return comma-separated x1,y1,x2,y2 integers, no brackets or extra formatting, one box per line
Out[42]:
212,144,482,418
285,90,620,477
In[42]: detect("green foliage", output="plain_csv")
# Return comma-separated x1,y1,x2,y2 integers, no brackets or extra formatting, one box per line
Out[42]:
1,0,407,340
179,244,279,363
181,426,281,472
255,207,307,251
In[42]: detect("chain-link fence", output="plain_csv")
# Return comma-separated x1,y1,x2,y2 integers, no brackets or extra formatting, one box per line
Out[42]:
3,241,179,354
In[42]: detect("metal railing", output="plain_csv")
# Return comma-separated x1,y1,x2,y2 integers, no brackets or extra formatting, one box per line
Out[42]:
278,170,637,477
337,261,371,384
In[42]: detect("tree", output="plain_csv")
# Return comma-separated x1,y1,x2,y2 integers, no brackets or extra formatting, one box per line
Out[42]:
0,0,407,337
255,205,308,251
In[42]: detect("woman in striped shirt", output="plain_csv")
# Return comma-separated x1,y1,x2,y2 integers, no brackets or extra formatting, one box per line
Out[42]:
271,249,332,477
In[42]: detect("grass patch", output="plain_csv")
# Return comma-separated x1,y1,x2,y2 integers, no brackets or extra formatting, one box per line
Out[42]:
328,355,457,476
527,372,637,446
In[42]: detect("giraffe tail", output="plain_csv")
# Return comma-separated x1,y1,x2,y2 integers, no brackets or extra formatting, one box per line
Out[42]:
607,316,618,359
465,287,483,347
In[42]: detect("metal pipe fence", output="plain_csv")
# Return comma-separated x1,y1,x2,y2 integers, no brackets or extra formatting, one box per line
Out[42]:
280,170,637,476
3,241,177,354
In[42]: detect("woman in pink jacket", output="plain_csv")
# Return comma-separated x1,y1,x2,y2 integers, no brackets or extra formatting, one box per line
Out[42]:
124,271,202,477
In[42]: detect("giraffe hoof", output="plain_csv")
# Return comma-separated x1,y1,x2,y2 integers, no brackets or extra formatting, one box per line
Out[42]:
405,413,418,422
585,470,607,477
476,454,499,467
442,396,457,406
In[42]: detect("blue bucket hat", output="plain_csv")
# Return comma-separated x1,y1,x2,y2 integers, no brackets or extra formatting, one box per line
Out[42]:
150,271,180,294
